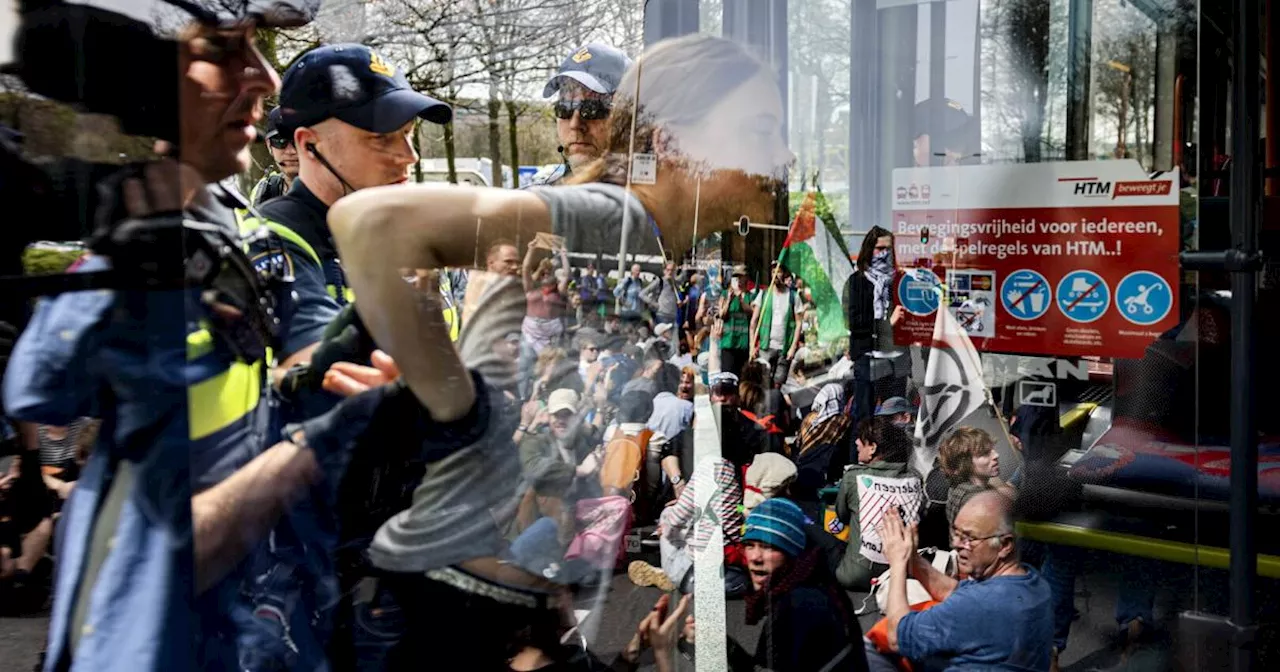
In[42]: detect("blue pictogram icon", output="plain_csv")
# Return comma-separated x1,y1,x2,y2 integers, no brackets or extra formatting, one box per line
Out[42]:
898,268,941,316
1001,269,1051,321
1114,271,1172,326
1055,270,1110,323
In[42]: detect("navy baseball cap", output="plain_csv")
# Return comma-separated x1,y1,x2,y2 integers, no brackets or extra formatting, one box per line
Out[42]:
280,43,452,134
875,396,916,417
264,107,285,142
543,43,632,98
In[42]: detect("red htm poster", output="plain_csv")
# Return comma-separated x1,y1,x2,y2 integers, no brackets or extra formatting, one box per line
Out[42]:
890,160,1181,359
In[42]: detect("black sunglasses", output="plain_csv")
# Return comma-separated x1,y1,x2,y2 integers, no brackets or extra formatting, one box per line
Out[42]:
266,134,293,150
554,98,611,121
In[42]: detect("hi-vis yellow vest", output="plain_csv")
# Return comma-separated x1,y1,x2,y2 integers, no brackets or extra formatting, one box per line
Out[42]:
235,210,460,341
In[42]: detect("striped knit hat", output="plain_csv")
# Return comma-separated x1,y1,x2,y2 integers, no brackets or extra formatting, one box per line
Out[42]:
742,498,808,558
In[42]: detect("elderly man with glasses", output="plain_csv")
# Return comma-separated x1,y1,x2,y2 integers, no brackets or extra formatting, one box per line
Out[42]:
869,489,1054,671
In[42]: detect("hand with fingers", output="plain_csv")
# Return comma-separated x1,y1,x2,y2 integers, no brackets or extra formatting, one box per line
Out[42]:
321,350,401,397
877,507,918,570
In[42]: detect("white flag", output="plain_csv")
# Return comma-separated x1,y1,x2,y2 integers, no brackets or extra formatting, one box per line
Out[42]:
912,297,988,478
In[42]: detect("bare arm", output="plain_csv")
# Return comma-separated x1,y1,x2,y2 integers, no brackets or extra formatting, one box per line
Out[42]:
909,553,960,601
522,244,538,293
748,302,761,353
329,185,541,422
708,320,723,374
557,247,571,295
193,440,319,594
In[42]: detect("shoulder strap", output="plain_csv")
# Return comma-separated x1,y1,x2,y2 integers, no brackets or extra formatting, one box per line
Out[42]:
241,216,323,267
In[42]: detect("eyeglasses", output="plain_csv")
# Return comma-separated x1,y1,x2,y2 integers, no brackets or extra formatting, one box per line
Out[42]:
950,529,1007,549
267,134,293,150
554,98,611,121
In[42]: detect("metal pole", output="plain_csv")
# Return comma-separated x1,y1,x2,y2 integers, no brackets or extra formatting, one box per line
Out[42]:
1229,0,1260,665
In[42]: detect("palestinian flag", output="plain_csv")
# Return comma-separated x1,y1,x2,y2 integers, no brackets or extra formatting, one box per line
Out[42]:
778,192,855,345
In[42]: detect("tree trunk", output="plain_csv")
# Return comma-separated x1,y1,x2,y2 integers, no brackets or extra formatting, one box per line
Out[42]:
487,77,503,188
1007,0,1049,163
444,120,458,184
413,119,425,183
507,100,520,186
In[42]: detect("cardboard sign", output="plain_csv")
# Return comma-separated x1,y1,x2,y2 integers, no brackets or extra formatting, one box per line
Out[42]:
533,232,566,251
856,473,924,564
891,160,1181,359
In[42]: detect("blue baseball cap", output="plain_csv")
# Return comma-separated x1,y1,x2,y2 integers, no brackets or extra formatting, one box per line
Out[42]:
264,107,285,143
543,43,632,98
280,43,452,135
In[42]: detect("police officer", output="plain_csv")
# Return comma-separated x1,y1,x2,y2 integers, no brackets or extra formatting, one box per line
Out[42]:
526,43,632,187
2,0,330,668
249,107,298,205
245,43,454,385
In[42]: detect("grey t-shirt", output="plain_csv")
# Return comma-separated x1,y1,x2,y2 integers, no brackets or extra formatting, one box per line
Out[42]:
531,182,660,259
366,276,528,573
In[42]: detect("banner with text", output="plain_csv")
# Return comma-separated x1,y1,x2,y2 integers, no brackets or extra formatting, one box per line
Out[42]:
857,473,924,564
890,160,1181,359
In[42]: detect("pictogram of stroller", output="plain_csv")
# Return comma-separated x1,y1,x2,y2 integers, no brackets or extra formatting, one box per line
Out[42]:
1124,283,1162,315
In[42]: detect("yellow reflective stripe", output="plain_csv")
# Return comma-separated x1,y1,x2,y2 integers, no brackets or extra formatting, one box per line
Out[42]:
239,217,323,268
1016,521,1280,579
444,304,460,341
188,360,262,440
187,328,214,361
344,287,356,303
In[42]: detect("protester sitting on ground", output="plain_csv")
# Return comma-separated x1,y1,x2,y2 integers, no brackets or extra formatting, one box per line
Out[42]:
629,456,747,595
938,427,1016,525
677,498,871,672
876,396,916,432
744,452,844,577
795,383,854,492
869,491,1053,671
0,451,54,615
528,346,584,402
519,388,602,485
744,453,798,514
834,417,919,591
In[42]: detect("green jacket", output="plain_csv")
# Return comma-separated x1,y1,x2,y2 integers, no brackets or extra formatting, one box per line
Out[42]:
834,460,922,584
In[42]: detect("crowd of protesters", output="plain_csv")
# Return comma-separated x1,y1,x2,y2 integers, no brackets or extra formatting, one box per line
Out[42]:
0,7,1126,671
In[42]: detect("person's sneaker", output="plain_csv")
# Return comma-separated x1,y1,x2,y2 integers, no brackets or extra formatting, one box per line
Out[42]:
628,560,675,592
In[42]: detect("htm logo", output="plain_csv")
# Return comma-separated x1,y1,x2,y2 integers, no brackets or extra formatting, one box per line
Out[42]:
1059,176,1112,196
1072,180,1111,196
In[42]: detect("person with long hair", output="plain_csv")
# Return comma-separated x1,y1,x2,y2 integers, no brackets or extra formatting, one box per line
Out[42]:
843,226,908,423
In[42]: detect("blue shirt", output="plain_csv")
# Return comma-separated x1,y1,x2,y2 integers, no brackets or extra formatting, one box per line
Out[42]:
5,250,274,671
896,565,1053,671
614,276,644,316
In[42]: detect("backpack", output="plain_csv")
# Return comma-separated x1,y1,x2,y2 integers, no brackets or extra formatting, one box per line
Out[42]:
599,427,654,500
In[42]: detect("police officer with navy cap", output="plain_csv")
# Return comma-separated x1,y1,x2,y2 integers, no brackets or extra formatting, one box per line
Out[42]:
249,107,298,206
242,43,453,410
527,43,632,187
